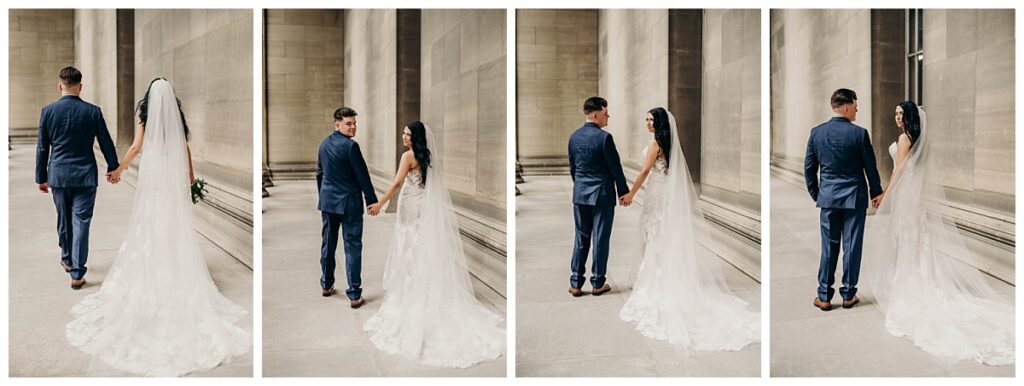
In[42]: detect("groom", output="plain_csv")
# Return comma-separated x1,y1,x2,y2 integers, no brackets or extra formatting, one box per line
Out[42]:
317,106,379,309
567,96,629,297
35,66,120,290
803,88,883,311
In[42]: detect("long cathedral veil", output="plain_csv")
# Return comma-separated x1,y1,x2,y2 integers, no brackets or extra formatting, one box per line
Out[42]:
619,110,759,352
862,107,1014,365
66,79,249,376
365,123,505,368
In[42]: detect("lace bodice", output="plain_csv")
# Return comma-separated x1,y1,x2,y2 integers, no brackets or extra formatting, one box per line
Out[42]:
397,169,425,224
888,141,898,173
643,146,668,175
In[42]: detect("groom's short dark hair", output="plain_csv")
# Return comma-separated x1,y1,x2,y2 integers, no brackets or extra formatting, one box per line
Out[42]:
583,96,607,115
830,88,857,108
334,107,357,121
59,66,82,86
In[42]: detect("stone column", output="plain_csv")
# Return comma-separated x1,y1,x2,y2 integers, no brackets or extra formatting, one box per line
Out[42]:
700,9,762,278
8,9,75,145
420,9,508,299
264,9,344,179
922,9,1015,282
669,9,703,185
134,9,254,266
515,9,598,174
870,9,905,180
598,9,669,173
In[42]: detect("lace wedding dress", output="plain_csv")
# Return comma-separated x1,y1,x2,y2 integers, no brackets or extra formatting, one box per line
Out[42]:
862,114,1014,365
364,127,505,368
619,111,759,352
65,79,250,376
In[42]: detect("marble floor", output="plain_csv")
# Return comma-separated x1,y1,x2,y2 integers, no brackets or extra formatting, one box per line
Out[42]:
769,173,1014,377
515,175,761,377
7,145,254,377
261,179,507,377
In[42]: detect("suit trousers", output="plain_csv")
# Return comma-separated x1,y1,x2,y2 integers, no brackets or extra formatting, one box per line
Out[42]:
570,203,615,289
817,207,866,302
320,212,364,300
51,186,97,280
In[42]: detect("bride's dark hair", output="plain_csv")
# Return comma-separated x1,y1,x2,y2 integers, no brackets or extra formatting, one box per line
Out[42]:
649,107,672,166
897,100,920,146
407,121,431,186
137,77,190,141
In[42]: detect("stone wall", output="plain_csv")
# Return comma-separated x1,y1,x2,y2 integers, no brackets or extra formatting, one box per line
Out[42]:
134,9,254,265
420,9,507,297
264,9,344,178
8,10,75,143
770,9,873,179
515,9,598,174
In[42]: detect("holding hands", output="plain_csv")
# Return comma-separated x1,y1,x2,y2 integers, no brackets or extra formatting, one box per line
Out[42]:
871,192,884,209
620,192,634,207
367,202,383,216
106,169,123,184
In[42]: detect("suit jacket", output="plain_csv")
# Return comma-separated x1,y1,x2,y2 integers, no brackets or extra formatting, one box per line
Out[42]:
35,95,120,188
804,116,883,209
317,131,378,215
568,122,629,207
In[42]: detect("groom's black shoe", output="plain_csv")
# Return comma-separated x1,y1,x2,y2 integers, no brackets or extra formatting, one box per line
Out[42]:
568,287,583,297
813,297,832,311
592,284,611,296
59,261,71,272
71,279,86,290
322,287,335,297
842,296,860,309
350,297,365,309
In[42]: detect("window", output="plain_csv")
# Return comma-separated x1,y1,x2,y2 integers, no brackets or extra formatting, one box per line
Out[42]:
906,9,923,106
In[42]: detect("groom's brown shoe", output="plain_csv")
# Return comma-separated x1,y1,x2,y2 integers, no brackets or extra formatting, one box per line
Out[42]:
568,287,583,297
842,296,860,309
59,261,71,272
322,287,335,297
71,279,86,290
813,297,832,311
350,298,365,309
592,284,611,296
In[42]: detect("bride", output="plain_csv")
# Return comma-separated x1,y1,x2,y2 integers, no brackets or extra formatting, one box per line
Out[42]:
864,101,1014,365
65,78,250,376
363,121,505,368
617,107,760,351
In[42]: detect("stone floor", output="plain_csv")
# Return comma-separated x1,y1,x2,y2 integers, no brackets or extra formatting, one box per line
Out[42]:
769,174,1015,377
7,145,254,377
515,176,761,377
261,180,507,377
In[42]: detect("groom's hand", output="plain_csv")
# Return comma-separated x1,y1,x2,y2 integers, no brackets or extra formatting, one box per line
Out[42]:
106,169,122,184
37,183,48,193
620,194,633,207
367,203,381,216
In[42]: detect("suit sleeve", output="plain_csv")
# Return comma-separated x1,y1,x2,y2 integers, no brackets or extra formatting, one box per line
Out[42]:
315,146,323,193
862,129,883,199
349,142,379,205
94,109,119,172
803,131,819,201
603,134,629,198
35,108,50,184
567,140,576,182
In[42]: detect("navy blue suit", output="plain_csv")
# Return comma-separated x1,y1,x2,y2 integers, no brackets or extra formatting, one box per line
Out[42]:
317,131,378,300
35,94,120,280
804,116,882,302
567,122,629,289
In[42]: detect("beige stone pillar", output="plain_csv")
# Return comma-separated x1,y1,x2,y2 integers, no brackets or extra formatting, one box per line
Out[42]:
8,9,75,144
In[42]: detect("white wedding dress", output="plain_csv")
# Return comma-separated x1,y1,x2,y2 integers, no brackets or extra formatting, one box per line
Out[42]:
862,110,1014,365
619,111,760,352
364,127,505,368
65,80,250,376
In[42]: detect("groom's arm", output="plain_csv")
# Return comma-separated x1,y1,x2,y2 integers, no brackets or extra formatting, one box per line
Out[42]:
803,132,819,201
567,141,576,182
94,109,119,172
35,108,50,185
603,135,629,197
349,142,378,205
861,129,883,199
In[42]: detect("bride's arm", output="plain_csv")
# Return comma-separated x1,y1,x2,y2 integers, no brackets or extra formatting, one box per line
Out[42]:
108,122,145,183
369,151,413,212
879,133,912,204
187,143,195,184
623,140,660,201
